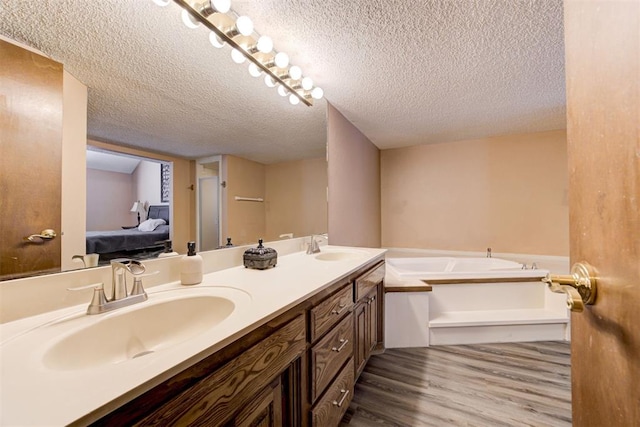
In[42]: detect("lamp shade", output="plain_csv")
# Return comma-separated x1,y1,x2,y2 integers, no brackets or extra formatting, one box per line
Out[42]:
130,201,141,213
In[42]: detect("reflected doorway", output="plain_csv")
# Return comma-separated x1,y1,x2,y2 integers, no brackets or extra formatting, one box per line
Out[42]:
199,176,219,251
197,156,223,251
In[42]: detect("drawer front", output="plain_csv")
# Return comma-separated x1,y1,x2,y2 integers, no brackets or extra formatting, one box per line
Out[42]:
312,358,355,427
136,315,306,426
310,284,354,341
310,312,354,402
355,262,385,301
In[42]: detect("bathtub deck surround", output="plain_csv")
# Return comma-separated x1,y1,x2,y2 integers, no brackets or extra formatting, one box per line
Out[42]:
383,248,570,347
0,239,386,426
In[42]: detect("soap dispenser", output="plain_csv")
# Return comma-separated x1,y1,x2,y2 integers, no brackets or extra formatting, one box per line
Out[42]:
180,241,203,285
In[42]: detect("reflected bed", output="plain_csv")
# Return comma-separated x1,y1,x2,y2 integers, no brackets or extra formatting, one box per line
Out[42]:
86,205,170,260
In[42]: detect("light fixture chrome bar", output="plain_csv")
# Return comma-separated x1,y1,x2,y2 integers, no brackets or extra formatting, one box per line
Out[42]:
173,0,313,106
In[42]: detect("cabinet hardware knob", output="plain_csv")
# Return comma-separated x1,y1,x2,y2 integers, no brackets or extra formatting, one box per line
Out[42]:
332,338,349,352
332,389,350,407
331,303,348,315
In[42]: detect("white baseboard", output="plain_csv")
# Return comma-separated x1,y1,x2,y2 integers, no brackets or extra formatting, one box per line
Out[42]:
429,323,568,346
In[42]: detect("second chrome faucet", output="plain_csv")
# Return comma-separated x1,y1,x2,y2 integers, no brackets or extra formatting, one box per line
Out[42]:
306,234,328,254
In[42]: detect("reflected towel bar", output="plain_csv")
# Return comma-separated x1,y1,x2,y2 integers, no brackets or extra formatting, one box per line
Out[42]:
234,196,264,202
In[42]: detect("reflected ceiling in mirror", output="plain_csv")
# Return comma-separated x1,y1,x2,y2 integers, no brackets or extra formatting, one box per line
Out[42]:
0,0,327,164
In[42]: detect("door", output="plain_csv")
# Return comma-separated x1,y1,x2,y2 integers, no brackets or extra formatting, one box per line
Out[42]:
199,176,220,251
564,1,639,425
0,39,62,280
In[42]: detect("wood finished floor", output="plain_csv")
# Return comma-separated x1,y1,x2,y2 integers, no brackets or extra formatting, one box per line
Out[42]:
341,341,571,427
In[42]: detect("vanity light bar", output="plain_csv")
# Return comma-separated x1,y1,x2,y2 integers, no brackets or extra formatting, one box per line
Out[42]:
163,0,322,107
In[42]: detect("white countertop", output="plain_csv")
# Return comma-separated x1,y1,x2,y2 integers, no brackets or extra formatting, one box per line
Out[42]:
0,245,386,426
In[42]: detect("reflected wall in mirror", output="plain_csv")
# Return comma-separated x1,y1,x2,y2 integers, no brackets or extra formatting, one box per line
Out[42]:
197,155,328,250
84,148,173,265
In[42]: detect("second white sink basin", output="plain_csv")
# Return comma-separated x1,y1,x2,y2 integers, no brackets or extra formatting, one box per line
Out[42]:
42,288,247,371
315,249,369,262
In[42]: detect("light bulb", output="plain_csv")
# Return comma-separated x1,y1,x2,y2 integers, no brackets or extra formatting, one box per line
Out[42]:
200,0,231,16
152,0,171,6
210,0,230,13
289,94,300,105
236,16,254,36
231,49,246,64
248,63,262,77
289,65,302,80
181,9,200,29
277,85,289,97
311,87,324,100
209,32,225,48
274,52,289,68
256,36,273,54
301,77,313,91
264,75,277,88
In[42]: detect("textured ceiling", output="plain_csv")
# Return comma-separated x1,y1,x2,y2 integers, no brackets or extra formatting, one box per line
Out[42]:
0,0,565,162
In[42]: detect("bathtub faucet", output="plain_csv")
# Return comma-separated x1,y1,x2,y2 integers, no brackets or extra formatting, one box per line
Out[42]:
486,247,492,258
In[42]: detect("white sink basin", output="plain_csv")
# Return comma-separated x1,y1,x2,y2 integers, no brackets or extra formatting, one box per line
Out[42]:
315,249,368,261
41,287,247,371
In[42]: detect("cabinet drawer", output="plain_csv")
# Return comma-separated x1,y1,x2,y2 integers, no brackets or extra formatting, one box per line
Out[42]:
310,312,354,402
312,358,354,427
355,262,385,301
310,284,353,342
136,314,306,426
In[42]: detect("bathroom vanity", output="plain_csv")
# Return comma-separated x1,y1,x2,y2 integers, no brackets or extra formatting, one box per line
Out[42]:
0,245,385,426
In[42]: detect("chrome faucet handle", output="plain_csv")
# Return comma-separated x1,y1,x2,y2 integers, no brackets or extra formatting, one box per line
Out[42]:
130,270,158,297
67,283,109,315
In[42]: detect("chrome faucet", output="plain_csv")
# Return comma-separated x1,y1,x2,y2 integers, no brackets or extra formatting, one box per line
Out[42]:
69,259,154,315
486,247,492,258
306,234,328,254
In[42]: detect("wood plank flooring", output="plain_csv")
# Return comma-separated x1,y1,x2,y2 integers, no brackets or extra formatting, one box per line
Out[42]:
341,341,571,427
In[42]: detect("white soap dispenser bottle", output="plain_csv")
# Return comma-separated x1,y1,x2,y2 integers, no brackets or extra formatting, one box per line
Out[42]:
180,241,203,285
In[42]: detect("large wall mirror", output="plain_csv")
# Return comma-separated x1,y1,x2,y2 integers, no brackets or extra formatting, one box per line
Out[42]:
0,2,327,281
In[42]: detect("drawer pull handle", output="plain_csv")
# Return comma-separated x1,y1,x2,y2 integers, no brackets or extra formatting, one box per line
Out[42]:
332,338,349,352
332,389,350,407
331,303,348,315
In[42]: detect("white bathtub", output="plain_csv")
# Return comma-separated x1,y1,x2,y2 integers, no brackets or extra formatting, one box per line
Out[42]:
384,256,568,347
386,257,548,281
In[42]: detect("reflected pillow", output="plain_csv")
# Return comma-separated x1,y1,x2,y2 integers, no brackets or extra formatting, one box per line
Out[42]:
138,218,166,232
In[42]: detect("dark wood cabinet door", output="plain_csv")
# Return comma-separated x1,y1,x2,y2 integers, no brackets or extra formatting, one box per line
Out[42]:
230,377,282,427
368,293,378,353
354,301,368,379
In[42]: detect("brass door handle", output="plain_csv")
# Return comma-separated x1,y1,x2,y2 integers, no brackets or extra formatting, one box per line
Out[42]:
543,262,597,312
24,229,57,243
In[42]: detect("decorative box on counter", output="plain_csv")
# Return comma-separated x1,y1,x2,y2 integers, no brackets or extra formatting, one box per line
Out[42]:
243,239,277,270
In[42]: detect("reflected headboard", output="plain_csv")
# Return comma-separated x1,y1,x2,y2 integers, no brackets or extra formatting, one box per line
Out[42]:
147,205,169,224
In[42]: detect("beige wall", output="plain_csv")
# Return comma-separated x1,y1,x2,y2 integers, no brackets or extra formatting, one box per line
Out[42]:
134,160,163,208
86,169,134,230
381,130,569,255
225,155,266,246
88,139,195,254
264,157,328,241
61,70,87,270
327,103,381,248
